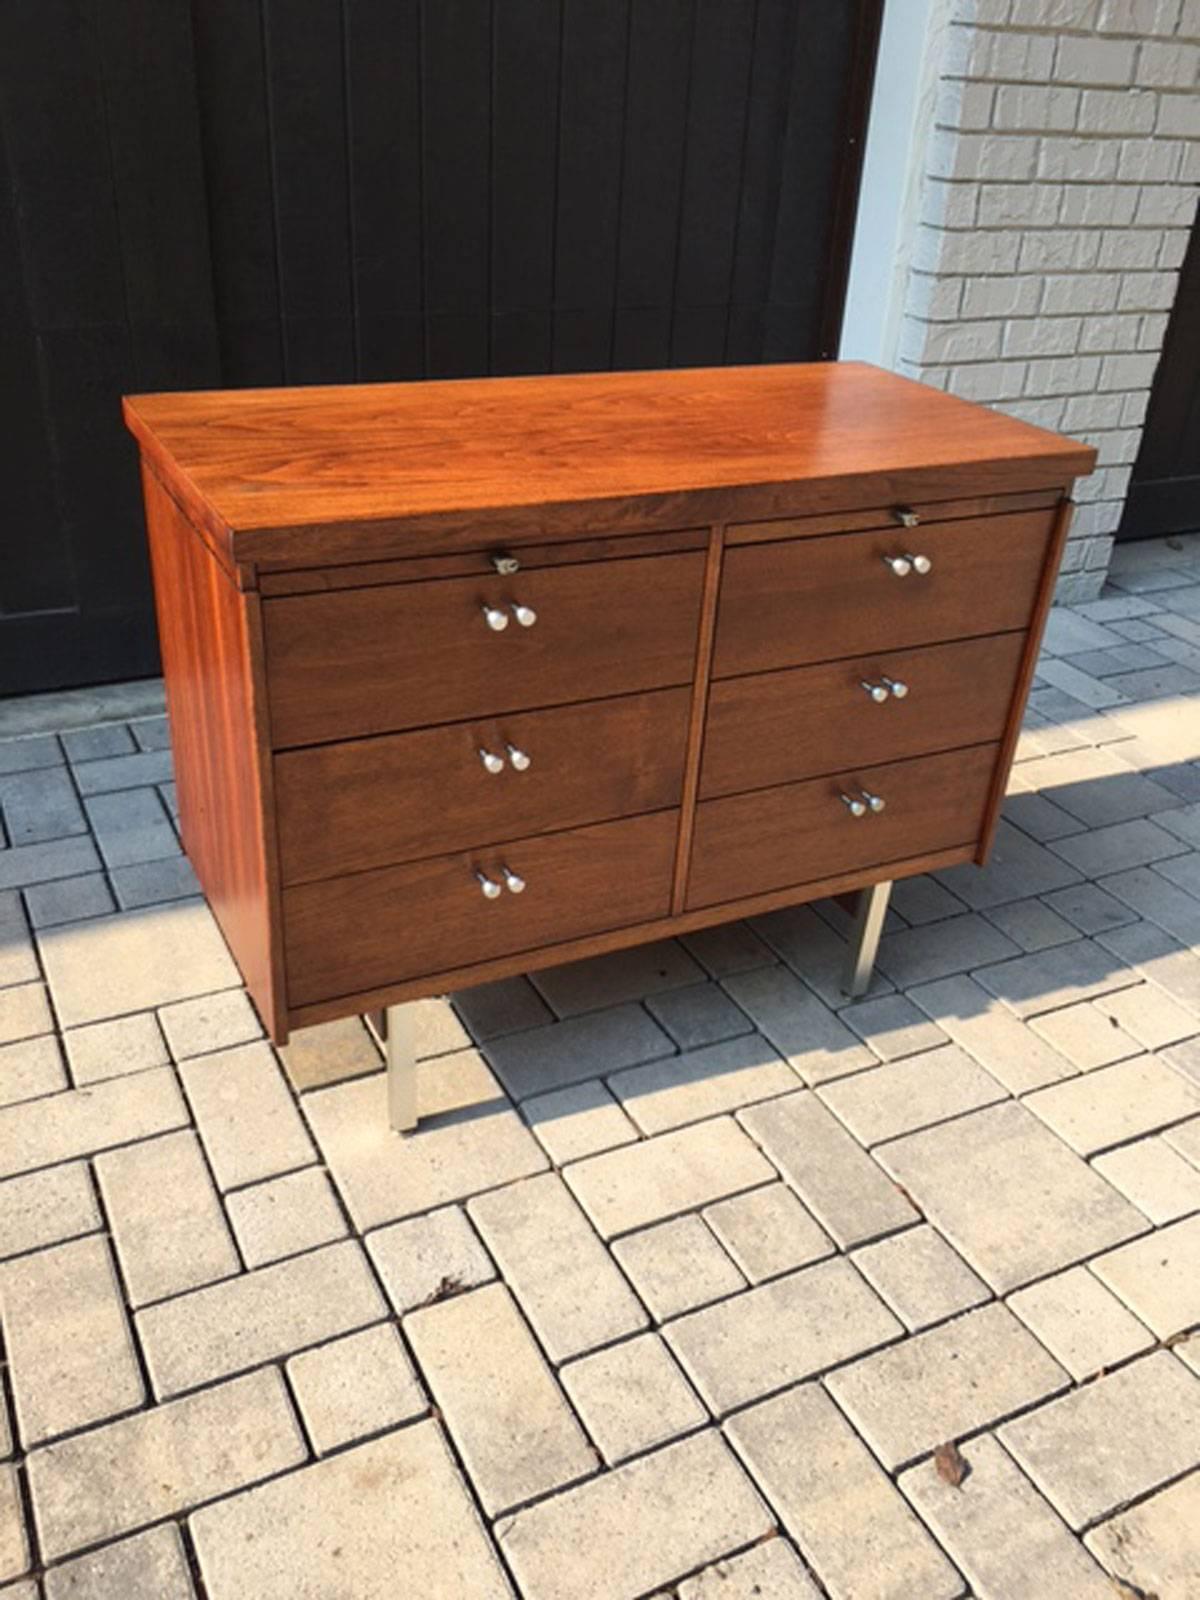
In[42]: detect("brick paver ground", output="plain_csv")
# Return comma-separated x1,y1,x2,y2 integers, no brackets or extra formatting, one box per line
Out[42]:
2,533,1200,1598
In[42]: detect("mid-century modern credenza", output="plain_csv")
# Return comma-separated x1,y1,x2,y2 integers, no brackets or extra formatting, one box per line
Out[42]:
123,363,1094,1130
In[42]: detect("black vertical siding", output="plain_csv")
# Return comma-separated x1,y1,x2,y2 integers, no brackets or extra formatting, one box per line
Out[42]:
0,0,881,695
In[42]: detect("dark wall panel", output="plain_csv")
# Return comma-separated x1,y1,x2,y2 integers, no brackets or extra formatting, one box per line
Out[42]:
1,0,880,696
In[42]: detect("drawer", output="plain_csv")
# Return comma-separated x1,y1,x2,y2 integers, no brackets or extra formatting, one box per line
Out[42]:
686,744,997,910
712,509,1055,679
284,810,678,1006
264,550,706,747
700,633,1025,799
275,687,690,884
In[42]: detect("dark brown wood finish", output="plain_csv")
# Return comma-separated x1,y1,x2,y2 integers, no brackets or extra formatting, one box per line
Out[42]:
711,509,1058,679
687,744,999,911
284,810,679,1007
671,528,726,915
263,550,706,748
275,687,690,885
701,632,1026,799
139,465,284,1036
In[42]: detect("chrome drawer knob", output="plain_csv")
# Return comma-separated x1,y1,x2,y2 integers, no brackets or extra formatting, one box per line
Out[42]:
841,793,868,818
511,602,537,628
482,604,509,631
861,790,886,813
882,676,909,699
861,681,889,704
883,555,912,577
479,748,505,774
907,553,932,575
476,871,502,900
501,865,525,894
506,743,531,771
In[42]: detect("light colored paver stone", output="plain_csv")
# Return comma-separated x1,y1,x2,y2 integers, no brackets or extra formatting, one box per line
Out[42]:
469,1172,647,1360
1091,1212,1200,1338
1103,860,1200,947
407,995,473,1059
974,938,1138,1018
0,1467,27,1585
521,1079,638,1164
877,1102,1147,1292
613,1215,745,1321
180,1041,316,1190
37,900,238,1026
0,895,37,990
111,854,201,909
60,725,133,762
43,1525,196,1600
0,1164,98,1259
608,1032,798,1134
727,1384,961,1600
62,1011,167,1085
485,1003,674,1101
95,1130,239,1305
1094,1134,1200,1222
1007,1266,1154,1381
901,1433,1114,1600
1044,880,1139,936
451,974,552,1040
1000,1352,1200,1530
827,1302,1068,1470
285,1323,425,1453
1098,918,1200,1016
935,818,1082,910
306,1049,547,1229
852,1224,990,1331
0,1034,66,1107
677,1540,820,1600
560,1333,707,1464
666,1257,901,1415
739,1092,917,1248
818,1044,1006,1147
703,1184,832,1283
366,1204,494,1312
564,1116,773,1239
1085,1472,1200,1599
721,966,874,1085
840,993,948,1061
74,749,173,795
157,988,262,1058
0,732,63,771
751,903,891,1007
404,1282,593,1515
681,919,775,977
1049,816,1187,878
0,1235,143,1445
137,1239,385,1398
908,973,1078,1093
190,1421,510,1600
982,895,1078,952
497,1430,771,1600
532,939,703,1016
1024,1053,1200,1154
876,914,1020,989
224,1166,347,1267
278,1016,380,1093
83,788,178,869
1030,1001,1142,1069
890,873,969,925
645,981,753,1050
0,836,99,893
28,1369,305,1561
0,983,51,1046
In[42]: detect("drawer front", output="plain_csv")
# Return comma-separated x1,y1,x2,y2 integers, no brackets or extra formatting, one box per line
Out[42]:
712,509,1055,679
285,810,678,1005
686,744,997,910
275,687,690,884
264,551,706,748
701,633,1025,800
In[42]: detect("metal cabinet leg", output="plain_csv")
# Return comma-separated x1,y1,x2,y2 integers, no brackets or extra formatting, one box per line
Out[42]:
843,880,892,999
366,1006,419,1132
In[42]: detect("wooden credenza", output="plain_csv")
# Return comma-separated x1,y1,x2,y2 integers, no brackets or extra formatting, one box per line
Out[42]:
124,363,1094,1127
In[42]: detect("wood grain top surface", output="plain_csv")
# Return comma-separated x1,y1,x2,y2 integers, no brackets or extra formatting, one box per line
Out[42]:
124,363,1094,551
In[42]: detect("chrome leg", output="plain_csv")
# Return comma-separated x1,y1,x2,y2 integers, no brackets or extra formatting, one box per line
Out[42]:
367,1005,418,1132
843,880,892,998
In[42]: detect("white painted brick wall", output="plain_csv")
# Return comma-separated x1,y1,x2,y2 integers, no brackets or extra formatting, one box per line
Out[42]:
895,0,1200,602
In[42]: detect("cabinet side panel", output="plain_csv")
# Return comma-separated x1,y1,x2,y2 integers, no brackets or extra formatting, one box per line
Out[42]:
140,463,284,1037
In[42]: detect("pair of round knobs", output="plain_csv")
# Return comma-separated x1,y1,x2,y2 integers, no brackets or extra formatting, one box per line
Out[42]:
477,867,524,898
482,602,537,631
479,744,531,774
883,553,932,577
841,790,886,817
862,676,909,703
